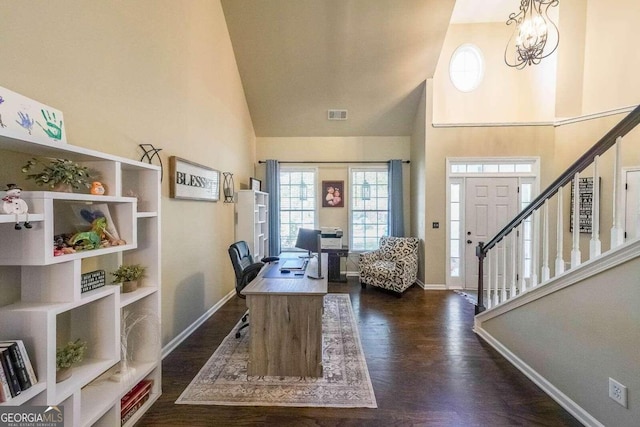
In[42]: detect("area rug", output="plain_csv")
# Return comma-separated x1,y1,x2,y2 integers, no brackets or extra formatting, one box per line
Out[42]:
176,293,377,408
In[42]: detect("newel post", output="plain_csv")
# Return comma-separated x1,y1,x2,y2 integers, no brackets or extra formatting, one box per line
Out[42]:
475,241,486,315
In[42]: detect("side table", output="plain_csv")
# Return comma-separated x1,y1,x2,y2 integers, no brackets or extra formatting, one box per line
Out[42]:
322,246,349,282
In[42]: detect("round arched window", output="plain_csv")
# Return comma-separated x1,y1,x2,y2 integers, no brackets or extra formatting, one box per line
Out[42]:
449,44,484,92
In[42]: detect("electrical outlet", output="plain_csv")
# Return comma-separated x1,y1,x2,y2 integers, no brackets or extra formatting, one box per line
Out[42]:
609,377,628,408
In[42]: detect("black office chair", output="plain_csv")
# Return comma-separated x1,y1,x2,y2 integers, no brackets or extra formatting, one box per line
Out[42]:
228,241,278,338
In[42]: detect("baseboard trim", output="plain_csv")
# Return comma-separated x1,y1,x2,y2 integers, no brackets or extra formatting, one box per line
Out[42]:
162,289,236,359
474,327,604,427
421,283,447,290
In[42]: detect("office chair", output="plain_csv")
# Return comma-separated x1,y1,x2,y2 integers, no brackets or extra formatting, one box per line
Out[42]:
228,241,278,338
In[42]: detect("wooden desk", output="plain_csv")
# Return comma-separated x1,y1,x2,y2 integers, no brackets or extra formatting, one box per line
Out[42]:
241,254,328,377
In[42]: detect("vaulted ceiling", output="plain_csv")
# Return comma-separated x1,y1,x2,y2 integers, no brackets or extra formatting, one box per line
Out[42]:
221,0,514,137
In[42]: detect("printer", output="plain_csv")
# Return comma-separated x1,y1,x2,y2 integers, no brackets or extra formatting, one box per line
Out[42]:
320,227,343,249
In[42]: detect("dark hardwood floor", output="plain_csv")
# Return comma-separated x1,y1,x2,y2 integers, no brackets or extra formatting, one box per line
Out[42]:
137,279,581,426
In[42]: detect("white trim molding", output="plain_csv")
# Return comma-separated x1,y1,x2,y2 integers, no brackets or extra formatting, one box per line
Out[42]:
475,239,640,323
162,289,236,359
432,104,638,129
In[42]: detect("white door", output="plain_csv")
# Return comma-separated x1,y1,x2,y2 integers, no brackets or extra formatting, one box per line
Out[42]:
624,169,640,241
464,177,519,289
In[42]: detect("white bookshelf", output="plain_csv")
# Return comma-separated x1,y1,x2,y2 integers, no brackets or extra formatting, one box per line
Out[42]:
0,132,161,426
235,190,269,259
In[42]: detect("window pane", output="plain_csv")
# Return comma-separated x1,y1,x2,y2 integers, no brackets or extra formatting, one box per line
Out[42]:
450,220,460,238
350,167,389,250
451,257,460,277
483,164,499,173
466,164,482,173
451,183,460,203
451,240,460,258
499,164,515,173
515,164,532,172
280,169,316,251
451,203,460,221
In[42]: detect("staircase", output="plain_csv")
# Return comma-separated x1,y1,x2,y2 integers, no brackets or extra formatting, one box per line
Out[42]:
473,105,640,427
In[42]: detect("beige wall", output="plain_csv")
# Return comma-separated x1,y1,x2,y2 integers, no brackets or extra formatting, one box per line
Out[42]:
483,255,640,426
0,1,256,346
256,136,411,255
433,23,556,124
582,0,640,114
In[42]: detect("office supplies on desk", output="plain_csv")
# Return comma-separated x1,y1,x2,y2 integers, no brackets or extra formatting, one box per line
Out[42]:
279,258,307,271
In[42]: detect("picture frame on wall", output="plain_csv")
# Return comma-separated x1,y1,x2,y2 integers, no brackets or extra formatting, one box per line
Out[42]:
169,156,220,201
322,180,344,207
249,177,262,192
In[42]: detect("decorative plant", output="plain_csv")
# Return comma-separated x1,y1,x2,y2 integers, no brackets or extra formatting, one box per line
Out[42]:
111,264,146,283
21,157,92,190
56,339,87,371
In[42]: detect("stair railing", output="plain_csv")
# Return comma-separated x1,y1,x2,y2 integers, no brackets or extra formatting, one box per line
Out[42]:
475,105,640,314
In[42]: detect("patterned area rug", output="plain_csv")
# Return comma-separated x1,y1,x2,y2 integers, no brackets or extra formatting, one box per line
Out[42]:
176,293,377,408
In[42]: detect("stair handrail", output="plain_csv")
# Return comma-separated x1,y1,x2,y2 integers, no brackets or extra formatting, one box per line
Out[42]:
475,104,640,314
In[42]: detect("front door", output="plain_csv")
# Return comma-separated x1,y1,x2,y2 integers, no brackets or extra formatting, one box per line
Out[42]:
624,169,640,241
464,177,519,289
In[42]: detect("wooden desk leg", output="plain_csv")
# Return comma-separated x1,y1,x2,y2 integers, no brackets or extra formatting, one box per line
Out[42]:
247,294,323,377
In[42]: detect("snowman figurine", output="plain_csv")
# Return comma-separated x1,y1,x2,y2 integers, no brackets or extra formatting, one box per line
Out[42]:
1,184,32,230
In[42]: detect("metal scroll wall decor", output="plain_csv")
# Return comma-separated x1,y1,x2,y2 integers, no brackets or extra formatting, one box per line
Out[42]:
139,144,164,182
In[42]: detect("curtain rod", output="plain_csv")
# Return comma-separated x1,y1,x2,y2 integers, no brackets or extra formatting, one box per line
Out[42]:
258,160,410,164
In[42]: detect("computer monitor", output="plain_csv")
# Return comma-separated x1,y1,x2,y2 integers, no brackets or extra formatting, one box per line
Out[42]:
294,228,323,280
295,228,321,258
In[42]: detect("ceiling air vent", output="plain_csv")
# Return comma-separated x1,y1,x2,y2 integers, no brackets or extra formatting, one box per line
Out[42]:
327,109,348,120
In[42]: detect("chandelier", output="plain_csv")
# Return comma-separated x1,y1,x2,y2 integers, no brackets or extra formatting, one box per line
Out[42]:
504,0,560,69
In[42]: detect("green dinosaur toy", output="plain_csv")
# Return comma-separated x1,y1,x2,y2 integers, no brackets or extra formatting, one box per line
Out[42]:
69,217,108,250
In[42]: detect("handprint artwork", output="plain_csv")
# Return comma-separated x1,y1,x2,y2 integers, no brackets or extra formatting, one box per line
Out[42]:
37,109,64,140
16,111,35,134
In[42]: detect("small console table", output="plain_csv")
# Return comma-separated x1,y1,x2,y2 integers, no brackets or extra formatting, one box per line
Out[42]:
323,246,349,282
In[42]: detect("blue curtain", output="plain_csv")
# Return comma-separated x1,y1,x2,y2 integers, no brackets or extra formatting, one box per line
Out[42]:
388,159,404,237
265,160,280,256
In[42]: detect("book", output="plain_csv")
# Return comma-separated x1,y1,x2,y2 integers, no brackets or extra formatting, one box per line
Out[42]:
0,362,10,402
0,340,37,386
0,348,21,397
121,379,152,416
0,342,31,390
121,392,150,424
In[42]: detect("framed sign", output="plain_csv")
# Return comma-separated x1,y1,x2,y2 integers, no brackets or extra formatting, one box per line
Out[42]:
169,156,220,201
249,177,262,192
570,177,600,233
322,180,344,207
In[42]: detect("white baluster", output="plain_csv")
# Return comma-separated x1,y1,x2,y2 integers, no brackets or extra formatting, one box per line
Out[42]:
531,209,539,287
542,201,550,281
493,248,499,306
555,187,565,275
486,250,492,309
611,137,624,248
590,156,602,258
571,173,582,268
519,223,527,293
500,241,506,303
511,232,517,298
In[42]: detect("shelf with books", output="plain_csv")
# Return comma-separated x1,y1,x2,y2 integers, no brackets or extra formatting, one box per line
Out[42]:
80,362,157,427
0,110,161,425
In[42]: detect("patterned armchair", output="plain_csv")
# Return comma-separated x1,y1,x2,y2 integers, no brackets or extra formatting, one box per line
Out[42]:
359,236,419,295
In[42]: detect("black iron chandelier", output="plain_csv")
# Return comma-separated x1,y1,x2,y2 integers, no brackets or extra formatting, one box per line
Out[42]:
504,0,560,69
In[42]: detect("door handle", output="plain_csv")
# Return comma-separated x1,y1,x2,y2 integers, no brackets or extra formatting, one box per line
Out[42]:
466,240,473,244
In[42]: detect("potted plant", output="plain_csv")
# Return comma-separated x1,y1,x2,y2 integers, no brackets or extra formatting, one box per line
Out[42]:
21,157,93,192
56,339,87,383
111,264,146,293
